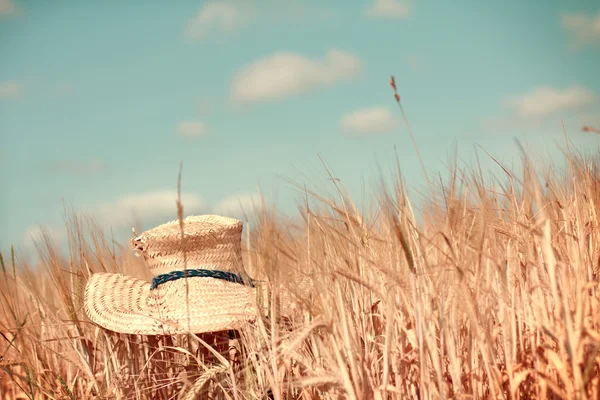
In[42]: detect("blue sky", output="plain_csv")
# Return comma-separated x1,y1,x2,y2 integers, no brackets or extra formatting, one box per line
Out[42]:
1,0,599,256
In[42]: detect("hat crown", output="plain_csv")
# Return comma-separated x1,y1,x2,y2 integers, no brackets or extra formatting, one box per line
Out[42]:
130,215,245,277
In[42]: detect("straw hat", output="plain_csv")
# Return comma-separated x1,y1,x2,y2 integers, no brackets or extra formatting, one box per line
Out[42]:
84,215,261,335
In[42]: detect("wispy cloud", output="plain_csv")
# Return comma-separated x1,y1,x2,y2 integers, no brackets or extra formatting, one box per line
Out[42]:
93,190,207,231
0,81,20,98
19,190,262,253
20,191,204,252
176,121,208,139
340,106,398,135
47,160,107,175
22,225,67,250
364,0,410,19
87,191,258,229
481,85,598,134
0,0,16,16
503,86,597,119
231,49,362,104
186,1,253,40
561,11,600,48
213,192,258,219
21,190,257,247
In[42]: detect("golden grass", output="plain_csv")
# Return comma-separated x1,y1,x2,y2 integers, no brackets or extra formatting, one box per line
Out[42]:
1,148,600,399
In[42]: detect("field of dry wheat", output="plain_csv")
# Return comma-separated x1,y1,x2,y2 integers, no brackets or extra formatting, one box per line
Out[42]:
1,147,600,399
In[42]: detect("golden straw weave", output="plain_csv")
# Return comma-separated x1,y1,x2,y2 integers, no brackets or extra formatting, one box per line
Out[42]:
84,215,259,335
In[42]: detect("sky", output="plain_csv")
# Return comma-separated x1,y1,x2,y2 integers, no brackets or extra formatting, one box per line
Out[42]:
1,0,599,257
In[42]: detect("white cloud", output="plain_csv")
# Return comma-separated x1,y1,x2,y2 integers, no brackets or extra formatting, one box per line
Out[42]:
230,49,362,104
92,190,207,230
364,0,410,19
0,81,20,98
503,86,597,119
0,0,16,16
481,86,598,134
561,12,600,47
213,192,258,218
19,191,264,254
22,225,67,249
176,121,208,139
186,1,253,40
340,106,398,135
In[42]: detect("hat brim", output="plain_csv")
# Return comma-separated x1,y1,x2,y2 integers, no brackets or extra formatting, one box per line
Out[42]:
84,272,258,335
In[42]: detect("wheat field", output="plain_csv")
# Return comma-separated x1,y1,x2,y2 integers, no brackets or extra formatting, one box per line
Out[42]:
1,146,600,399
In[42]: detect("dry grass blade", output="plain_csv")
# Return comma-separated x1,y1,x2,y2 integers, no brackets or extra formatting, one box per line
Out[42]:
2,130,600,399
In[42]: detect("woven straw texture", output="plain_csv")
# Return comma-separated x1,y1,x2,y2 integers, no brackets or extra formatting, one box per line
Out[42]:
129,214,245,277
84,215,258,335
84,272,256,335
